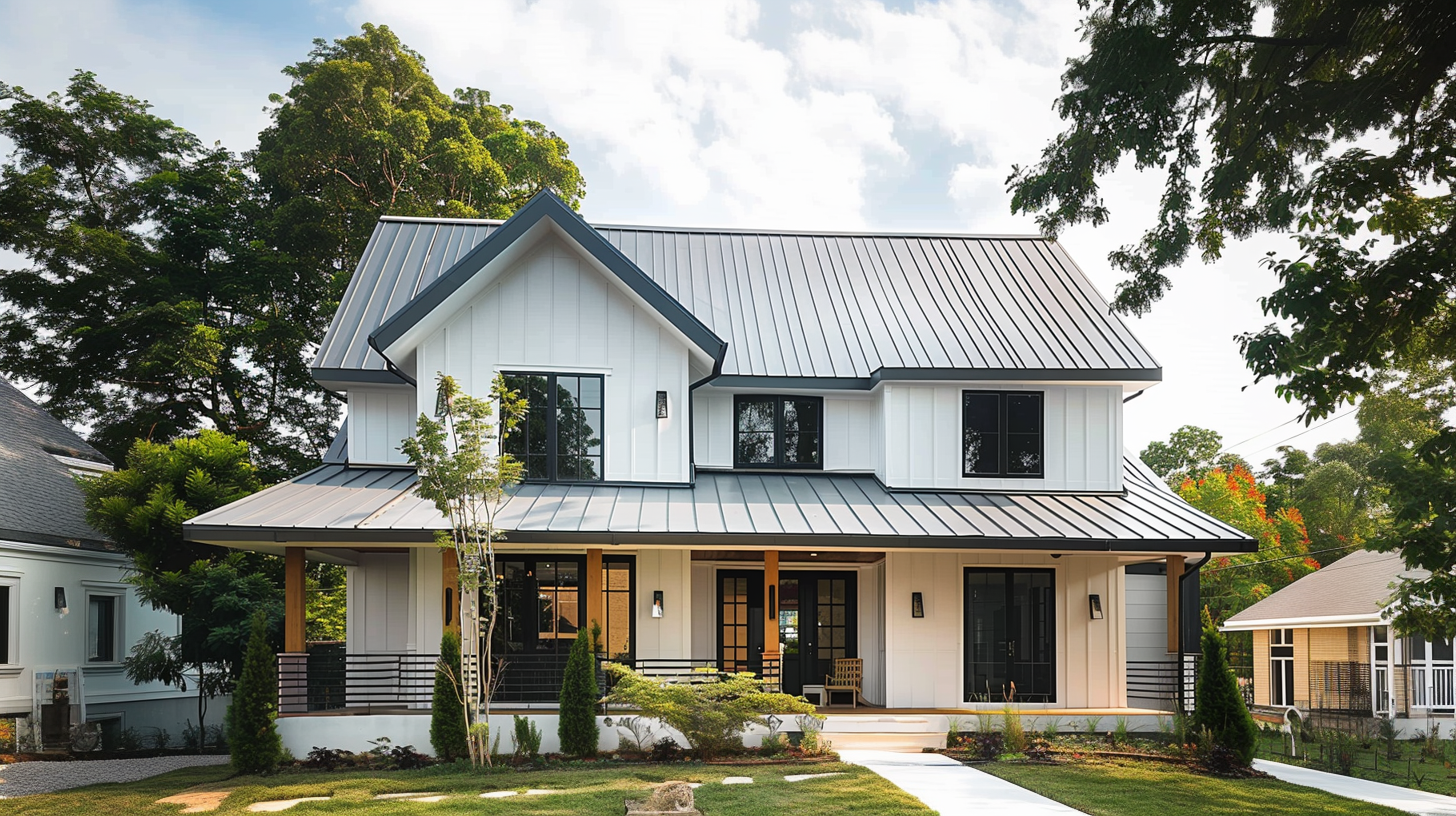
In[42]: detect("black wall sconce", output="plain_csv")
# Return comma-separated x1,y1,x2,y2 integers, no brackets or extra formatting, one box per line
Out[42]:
1089,594,1104,620
652,590,664,618
54,587,67,612
911,591,924,618
768,585,777,619
656,391,669,419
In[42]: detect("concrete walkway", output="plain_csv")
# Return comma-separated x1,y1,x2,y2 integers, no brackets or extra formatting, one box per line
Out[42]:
1254,759,1456,816
839,750,1079,815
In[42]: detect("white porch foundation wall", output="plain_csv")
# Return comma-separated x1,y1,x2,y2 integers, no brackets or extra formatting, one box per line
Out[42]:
884,551,1127,709
635,550,692,660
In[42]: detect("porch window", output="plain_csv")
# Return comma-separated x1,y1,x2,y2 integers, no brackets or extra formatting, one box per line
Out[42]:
962,391,1043,477
734,396,822,468
1270,628,1295,706
1409,635,1455,710
502,372,603,482
601,558,634,661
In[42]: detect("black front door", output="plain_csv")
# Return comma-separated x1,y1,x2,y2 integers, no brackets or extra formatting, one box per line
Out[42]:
778,572,857,696
718,571,764,674
964,568,1055,703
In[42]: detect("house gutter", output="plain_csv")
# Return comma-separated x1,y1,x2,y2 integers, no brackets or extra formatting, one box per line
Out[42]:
686,340,729,485
366,335,418,387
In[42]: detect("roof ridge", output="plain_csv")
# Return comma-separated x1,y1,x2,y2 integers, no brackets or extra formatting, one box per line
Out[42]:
376,214,1048,241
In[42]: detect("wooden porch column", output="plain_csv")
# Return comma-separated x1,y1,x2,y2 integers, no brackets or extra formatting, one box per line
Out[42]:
442,548,460,637
285,547,306,653
1167,554,1184,654
586,549,604,637
763,551,780,686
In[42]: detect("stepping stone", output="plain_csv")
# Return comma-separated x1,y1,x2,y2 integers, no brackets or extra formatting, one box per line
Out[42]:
247,798,330,813
405,796,447,803
157,791,230,813
373,793,443,800
785,772,845,783
722,777,753,785
524,789,560,795
481,791,518,798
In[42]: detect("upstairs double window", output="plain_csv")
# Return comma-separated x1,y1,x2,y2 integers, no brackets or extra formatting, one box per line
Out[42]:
502,372,603,482
962,390,1043,478
734,396,822,469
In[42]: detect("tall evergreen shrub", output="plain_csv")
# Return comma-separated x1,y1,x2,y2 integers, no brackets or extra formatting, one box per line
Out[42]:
558,628,599,757
227,610,282,774
431,630,469,761
1193,609,1258,765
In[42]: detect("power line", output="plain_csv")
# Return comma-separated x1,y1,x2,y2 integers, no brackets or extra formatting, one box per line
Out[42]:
1238,407,1360,459
1218,416,1301,456
1200,544,1360,574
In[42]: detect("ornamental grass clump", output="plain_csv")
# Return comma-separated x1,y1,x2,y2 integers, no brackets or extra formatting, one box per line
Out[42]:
604,663,818,760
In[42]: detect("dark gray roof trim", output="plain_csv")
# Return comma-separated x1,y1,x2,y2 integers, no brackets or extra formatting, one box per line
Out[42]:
185,458,1254,553
709,367,1162,390
370,190,727,364
313,368,412,386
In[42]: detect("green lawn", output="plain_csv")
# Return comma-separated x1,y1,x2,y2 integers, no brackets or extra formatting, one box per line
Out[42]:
3,761,931,816
982,757,1409,815
1255,729,1456,797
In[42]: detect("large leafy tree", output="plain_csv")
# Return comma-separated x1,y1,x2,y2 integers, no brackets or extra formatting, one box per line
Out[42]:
0,73,335,478
253,23,586,302
1140,424,1249,486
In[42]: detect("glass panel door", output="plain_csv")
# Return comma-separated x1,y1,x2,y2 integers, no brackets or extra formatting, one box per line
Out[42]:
718,571,763,674
964,569,1055,703
776,572,857,695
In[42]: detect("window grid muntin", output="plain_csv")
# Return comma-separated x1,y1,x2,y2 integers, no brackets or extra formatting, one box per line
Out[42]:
961,390,1044,478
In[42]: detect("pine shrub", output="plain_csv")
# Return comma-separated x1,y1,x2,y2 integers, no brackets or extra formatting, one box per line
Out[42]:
558,628,599,757
430,630,469,761
227,610,282,774
1193,609,1258,766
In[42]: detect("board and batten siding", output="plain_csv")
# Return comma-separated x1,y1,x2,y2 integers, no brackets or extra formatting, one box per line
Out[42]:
348,387,417,465
348,552,412,654
882,383,1123,491
410,237,691,483
883,551,1127,709
693,390,881,473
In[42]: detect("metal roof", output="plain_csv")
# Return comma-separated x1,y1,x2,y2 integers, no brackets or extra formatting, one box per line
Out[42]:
313,199,1161,385
1222,549,1417,629
185,456,1251,552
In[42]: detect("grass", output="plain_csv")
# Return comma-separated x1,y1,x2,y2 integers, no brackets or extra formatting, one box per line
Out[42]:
3,760,931,816
982,757,1409,815
1255,728,1456,796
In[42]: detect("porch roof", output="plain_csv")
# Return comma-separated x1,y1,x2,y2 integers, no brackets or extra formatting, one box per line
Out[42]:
185,456,1253,553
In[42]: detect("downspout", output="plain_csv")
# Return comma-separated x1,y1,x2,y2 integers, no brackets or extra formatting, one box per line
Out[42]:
1178,552,1211,653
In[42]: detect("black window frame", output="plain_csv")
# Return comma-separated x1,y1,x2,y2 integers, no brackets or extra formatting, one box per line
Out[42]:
961,390,1044,479
732,395,824,470
501,371,605,483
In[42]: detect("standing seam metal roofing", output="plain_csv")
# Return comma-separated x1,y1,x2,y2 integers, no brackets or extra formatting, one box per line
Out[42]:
184,456,1251,551
312,214,1161,382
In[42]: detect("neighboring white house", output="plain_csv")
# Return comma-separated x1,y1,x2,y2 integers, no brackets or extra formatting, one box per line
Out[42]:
0,378,198,750
185,191,1254,754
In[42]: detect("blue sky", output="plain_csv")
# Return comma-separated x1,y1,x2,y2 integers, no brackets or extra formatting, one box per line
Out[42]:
0,0,1362,459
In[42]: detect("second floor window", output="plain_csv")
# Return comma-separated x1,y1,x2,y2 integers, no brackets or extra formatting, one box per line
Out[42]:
962,390,1043,478
734,395,822,468
502,372,604,482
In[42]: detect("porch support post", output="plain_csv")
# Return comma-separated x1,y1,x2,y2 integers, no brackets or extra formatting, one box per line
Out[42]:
586,548,604,637
1167,554,1184,654
763,551,780,688
443,548,460,638
285,547,306,653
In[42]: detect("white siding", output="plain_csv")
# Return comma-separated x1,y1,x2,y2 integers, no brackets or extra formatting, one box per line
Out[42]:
412,237,691,483
348,553,411,653
1125,572,1170,662
636,550,693,660
882,384,1123,491
692,390,881,473
882,551,1127,709
348,387,416,465
859,560,887,706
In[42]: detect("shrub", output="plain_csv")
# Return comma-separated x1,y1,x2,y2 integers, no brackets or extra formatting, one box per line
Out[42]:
150,728,171,751
512,715,542,759
797,714,831,756
117,726,143,752
558,628,600,757
649,736,683,762
430,630,469,762
1378,716,1399,759
226,610,282,774
605,663,817,759
614,716,659,756
1330,730,1358,775
1192,610,1257,767
1001,707,1026,753
970,731,1005,760
305,746,348,770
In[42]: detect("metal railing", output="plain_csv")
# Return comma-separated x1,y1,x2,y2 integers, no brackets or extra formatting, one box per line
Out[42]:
280,651,438,713
1125,655,1202,712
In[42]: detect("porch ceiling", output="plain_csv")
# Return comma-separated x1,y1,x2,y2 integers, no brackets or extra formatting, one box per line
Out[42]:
184,457,1254,554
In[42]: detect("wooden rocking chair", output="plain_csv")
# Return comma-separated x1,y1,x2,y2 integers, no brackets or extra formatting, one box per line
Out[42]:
824,658,863,708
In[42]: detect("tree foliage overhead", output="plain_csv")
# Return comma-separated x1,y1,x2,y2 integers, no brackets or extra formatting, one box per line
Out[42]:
253,23,586,301
1140,424,1250,486
1010,0,1456,419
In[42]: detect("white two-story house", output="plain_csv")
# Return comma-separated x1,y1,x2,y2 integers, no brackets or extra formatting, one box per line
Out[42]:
185,191,1253,753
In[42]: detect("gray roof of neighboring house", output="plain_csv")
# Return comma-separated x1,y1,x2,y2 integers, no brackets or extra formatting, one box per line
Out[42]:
0,378,112,549
313,198,1162,386
1223,548,1417,628
185,455,1252,552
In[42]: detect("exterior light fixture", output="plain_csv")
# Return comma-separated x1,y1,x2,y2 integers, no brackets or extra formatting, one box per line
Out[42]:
911,592,924,618
768,585,777,618
656,391,669,419
54,587,67,612
1089,594,1104,620
652,590,664,618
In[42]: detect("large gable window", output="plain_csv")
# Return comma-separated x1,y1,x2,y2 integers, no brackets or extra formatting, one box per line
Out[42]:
962,391,1043,478
734,396,822,468
502,373,603,482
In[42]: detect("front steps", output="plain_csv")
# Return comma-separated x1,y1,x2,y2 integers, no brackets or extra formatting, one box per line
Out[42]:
820,716,946,752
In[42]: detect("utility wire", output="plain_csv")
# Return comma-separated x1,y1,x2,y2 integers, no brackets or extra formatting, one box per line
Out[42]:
1218,416,1301,456
1200,544,1361,574
1236,407,1360,460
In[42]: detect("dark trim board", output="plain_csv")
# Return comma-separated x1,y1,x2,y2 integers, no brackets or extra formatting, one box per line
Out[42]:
705,367,1162,391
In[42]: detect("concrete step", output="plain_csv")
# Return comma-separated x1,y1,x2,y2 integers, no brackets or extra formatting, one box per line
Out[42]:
822,716,935,733
824,731,946,752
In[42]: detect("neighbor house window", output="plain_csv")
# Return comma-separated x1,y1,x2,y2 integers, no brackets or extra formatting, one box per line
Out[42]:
0,581,12,664
502,372,603,482
87,594,119,663
734,396,822,468
962,391,1043,477
1270,628,1295,706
